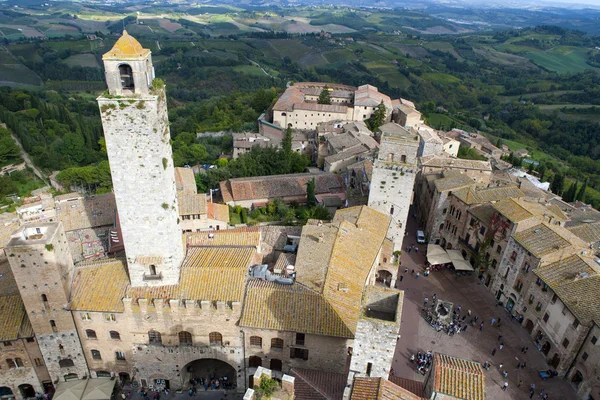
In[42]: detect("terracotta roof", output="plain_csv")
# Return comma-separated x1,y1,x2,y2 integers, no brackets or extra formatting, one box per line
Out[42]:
534,255,597,288
513,223,571,258
434,174,474,193
0,294,28,341
240,280,353,338
220,173,345,203
294,224,338,292
355,84,392,108
186,230,259,247
453,186,524,205
70,260,129,312
0,257,19,295
136,256,163,265
177,193,207,216
389,376,425,398
274,252,296,272
468,204,496,226
55,193,116,231
492,198,534,223
291,368,347,400
568,221,600,245
207,202,230,223
174,167,197,194
295,102,348,113
324,207,390,334
420,154,492,171
432,353,485,400
103,30,150,60
379,123,416,141
351,377,423,400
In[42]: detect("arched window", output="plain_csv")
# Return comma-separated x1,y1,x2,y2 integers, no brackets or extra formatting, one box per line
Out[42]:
270,359,282,371
271,338,284,350
249,336,262,348
110,331,121,340
179,331,192,346
86,329,97,340
59,359,75,368
119,64,134,91
41,294,48,302
401,155,407,163
248,356,262,368
148,330,162,345
496,245,502,254
492,259,497,269
91,350,102,360
209,332,222,346
149,265,157,276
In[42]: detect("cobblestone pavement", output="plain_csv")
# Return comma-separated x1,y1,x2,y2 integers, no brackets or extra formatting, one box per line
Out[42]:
392,207,578,400
116,389,242,400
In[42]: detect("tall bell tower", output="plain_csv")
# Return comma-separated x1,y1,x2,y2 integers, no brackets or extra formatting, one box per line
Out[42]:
98,31,183,286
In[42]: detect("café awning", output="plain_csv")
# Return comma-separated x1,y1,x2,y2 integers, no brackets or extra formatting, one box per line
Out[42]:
426,244,451,265
447,250,475,271
54,378,116,400
53,380,87,400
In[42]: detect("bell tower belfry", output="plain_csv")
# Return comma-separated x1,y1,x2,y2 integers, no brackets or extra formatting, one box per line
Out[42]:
98,31,184,286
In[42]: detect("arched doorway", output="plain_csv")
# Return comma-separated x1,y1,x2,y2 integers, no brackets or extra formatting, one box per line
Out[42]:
525,319,534,334
376,270,392,287
542,341,551,356
119,373,130,386
18,385,35,399
119,64,134,91
0,387,14,400
550,353,560,368
571,370,584,386
182,359,236,391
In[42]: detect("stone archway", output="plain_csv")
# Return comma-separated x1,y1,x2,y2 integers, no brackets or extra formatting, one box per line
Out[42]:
571,370,584,386
550,353,560,369
542,341,551,356
182,359,237,391
0,387,15,400
18,385,34,400
524,319,534,334
376,270,393,287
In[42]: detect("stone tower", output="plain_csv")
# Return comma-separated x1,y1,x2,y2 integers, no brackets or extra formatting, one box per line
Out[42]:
98,31,183,286
6,223,89,382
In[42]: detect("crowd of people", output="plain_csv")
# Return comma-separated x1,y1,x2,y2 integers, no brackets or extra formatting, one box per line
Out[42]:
410,351,433,375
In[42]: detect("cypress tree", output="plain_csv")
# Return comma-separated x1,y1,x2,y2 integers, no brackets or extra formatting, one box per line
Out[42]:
576,179,588,202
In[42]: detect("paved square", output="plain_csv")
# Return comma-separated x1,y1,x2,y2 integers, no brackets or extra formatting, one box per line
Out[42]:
392,208,578,400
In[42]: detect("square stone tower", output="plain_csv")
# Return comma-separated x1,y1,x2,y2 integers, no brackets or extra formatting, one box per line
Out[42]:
98,31,184,286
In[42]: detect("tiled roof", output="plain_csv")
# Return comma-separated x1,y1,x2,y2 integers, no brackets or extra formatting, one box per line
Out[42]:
177,193,207,216
420,154,492,171
568,221,600,245
70,260,129,312
207,202,230,223
274,252,296,272
389,376,425,398
534,255,597,288
240,280,353,338
291,368,347,400
0,257,19,295
136,256,163,265
351,377,423,400
468,204,496,226
220,173,345,203
103,30,150,60
379,123,416,140
295,224,338,292
433,353,485,400
434,174,474,193
295,102,347,113
0,294,28,341
513,224,571,258
55,192,116,231
355,84,392,108
324,207,390,334
186,230,260,247
453,186,524,205
174,167,197,194
324,144,370,164
492,198,534,223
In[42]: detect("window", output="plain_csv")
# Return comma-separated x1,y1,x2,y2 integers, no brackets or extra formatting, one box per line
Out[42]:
536,278,543,286
59,359,75,368
479,226,486,235
296,333,305,346
3,341,12,346
470,218,476,227
248,356,262,368
115,351,126,361
91,350,102,360
543,313,549,322
491,260,497,269
149,265,157,276
41,294,48,302
148,330,162,345
582,352,589,361
50,320,57,332
270,359,282,371
290,348,309,360
179,331,192,346
490,239,495,248
524,263,530,273
537,302,543,312
366,362,373,377
118,64,134,90
542,283,549,292
104,314,116,322
14,358,23,367
86,329,97,340
109,331,121,340
515,280,523,292
529,295,534,304
26,338,35,343
573,319,580,329
271,338,284,350
510,251,517,262
551,294,558,304
34,358,44,367
442,208,447,215
81,313,91,321
592,336,598,345
6,358,16,369
562,338,570,349
209,332,222,346
496,245,502,254
250,336,262,348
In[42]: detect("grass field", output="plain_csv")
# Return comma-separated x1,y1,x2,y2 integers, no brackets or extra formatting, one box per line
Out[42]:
0,50,42,86
525,48,596,74
9,44,43,63
322,48,356,63
422,72,460,85
269,39,312,61
364,62,411,89
425,113,455,129
232,64,269,76
64,53,101,68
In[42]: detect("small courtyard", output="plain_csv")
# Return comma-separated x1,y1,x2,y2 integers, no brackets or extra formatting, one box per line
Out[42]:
392,207,579,400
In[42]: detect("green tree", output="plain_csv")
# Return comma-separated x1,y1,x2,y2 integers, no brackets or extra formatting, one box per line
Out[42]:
0,127,20,163
365,101,387,131
563,181,578,202
0,175,17,197
537,163,547,181
576,179,588,202
306,177,316,207
282,127,293,156
254,378,279,399
551,173,565,196
317,86,331,105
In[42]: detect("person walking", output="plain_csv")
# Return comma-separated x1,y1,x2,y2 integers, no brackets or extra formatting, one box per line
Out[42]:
411,269,415,274
491,318,496,326
405,268,408,274
424,297,429,306
463,324,468,332
432,294,436,301
498,363,503,371
524,347,529,354
518,380,523,388
516,362,521,369
522,361,527,369
492,348,497,356
416,272,420,278
521,347,526,353
502,382,508,391
400,275,404,282
499,342,504,350
498,335,502,341
480,322,484,331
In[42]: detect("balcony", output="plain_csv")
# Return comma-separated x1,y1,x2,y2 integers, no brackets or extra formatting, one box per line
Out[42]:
143,272,162,281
